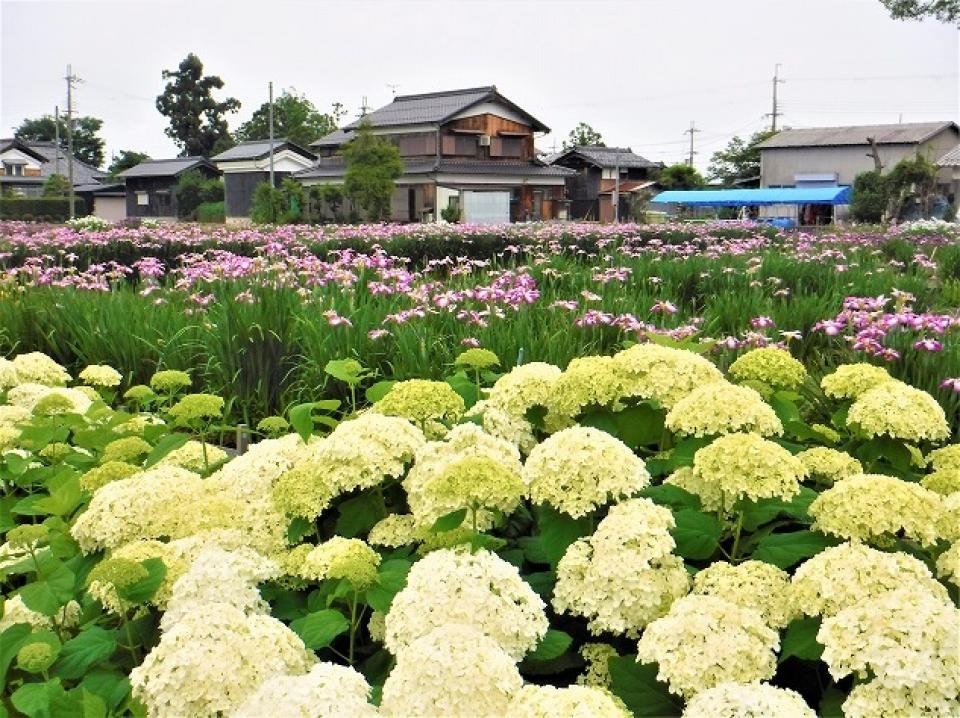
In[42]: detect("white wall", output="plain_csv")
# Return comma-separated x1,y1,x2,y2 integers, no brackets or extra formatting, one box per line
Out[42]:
93,196,126,222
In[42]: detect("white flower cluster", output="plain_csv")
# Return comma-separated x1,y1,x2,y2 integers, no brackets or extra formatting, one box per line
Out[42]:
384,548,547,660
524,426,650,517
231,663,377,718
554,499,690,636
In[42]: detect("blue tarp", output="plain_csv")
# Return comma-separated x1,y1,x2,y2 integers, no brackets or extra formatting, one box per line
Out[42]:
650,187,851,206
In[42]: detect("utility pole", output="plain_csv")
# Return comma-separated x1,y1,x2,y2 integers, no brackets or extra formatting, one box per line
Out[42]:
54,106,61,176
268,81,275,189
684,121,700,166
613,150,621,223
769,63,785,132
387,83,400,97
358,96,370,118
65,65,80,219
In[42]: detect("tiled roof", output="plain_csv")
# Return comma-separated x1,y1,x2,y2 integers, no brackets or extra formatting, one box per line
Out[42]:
938,144,960,166
757,122,958,149
211,138,316,162
119,157,217,178
295,156,574,180
341,86,549,133
0,138,105,184
310,128,354,148
548,145,659,169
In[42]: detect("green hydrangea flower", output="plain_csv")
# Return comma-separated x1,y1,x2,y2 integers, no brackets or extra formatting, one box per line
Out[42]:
16,642,58,673
454,348,500,370
6,524,50,549
257,416,290,437
168,393,224,426
149,369,192,394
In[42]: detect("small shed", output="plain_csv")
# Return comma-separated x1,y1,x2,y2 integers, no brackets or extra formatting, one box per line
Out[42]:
211,139,317,220
119,157,219,220
74,183,126,222
651,187,852,227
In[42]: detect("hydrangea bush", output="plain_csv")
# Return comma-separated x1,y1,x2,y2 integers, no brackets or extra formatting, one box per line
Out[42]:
0,346,958,717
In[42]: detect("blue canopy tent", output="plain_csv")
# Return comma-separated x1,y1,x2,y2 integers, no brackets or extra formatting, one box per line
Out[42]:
650,187,851,206
650,187,851,227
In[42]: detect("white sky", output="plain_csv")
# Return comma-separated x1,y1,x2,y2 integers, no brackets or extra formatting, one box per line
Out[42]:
2,0,958,170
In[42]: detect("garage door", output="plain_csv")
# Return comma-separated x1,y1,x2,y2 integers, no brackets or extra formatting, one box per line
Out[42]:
463,191,510,224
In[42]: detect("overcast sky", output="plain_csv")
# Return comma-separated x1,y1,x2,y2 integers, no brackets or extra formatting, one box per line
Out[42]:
2,0,958,170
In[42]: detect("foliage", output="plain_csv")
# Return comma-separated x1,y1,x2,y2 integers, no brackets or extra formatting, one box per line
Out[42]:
885,154,939,220
106,151,150,181
706,129,777,187
0,197,84,222
15,115,105,168
196,201,225,224
41,174,71,198
656,163,706,190
250,182,286,224
173,170,224,220
851,170,888,223
308,184,345,223
562,122,605,149
439,204,461,223
235,89,341,148
343,120,403,221
879,0,959,22
155,53,240,157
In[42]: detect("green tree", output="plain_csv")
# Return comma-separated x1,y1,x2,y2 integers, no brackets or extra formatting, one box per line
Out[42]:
174,170,224,219
885,154,939,219
235,89,341,148
42,173,71,197
309,184,345,222
250,181,286,224
14,115,105,167
343,119,403,220
879,0,958,22
707,129,777,187
106,150,150,180
657,163,706,189
563,122,605,149
850,170,888,223
156,53,240,157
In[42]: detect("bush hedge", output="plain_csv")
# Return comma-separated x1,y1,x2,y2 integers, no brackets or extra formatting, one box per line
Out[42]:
0,197,87,222
197,201,226,224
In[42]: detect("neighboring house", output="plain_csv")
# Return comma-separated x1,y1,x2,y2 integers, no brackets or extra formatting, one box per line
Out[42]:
937,145,960,207
545,146,660,221
297,86,574,224
119,157,219,220
0,138,105,198
211,139,317,220
757,121,959,220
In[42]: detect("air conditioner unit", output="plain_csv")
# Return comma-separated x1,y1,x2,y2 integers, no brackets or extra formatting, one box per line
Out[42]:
478,134,491,146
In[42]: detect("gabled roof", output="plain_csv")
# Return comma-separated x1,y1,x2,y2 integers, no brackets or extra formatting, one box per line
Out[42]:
340,86,550,133
938,144,960,167
210,138,317,162
757,122,959,149
0,138,48,163
0,138,105,184
119,157,217,178
547,145,659,170
311,128,354,149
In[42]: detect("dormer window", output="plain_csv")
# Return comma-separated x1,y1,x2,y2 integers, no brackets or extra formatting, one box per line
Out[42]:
2,161,24,177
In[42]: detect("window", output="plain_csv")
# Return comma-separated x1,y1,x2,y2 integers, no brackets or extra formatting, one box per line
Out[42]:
441,135,478,157
2,162,23,177
490,137,523,158
397,134,437,157
136,192,149,206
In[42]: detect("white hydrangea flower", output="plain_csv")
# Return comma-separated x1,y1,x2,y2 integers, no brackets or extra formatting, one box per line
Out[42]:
379,624,522,718
508,684,631,717
385,548,547,660
692,560,798,629
681,682,816,718
231,663,377,718
130,601,314,717
636,595,779,699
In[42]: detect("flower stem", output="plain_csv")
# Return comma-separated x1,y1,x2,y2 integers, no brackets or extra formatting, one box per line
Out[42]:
730,509,746,561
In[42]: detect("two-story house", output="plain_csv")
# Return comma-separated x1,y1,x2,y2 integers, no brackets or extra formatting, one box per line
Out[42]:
296,86,574,224
546,146,661,221
0,138,105,196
